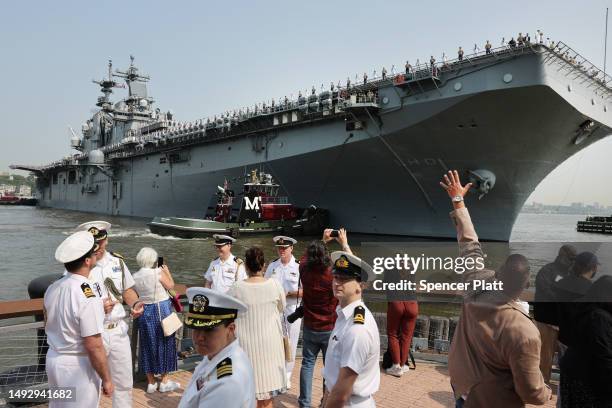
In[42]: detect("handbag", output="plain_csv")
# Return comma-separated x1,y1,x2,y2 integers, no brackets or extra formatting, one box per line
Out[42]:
160,311,183,337
282,334,292,362
155,270,183,337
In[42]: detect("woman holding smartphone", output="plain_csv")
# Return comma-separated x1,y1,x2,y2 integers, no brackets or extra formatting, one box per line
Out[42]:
133,247,180,393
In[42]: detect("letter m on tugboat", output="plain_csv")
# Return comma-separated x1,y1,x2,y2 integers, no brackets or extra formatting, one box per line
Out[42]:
148,169,328,239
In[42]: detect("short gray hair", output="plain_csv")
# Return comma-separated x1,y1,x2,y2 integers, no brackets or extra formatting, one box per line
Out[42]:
136,247,158,269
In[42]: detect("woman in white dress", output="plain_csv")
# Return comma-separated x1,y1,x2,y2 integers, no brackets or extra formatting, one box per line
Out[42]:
229,246,287,408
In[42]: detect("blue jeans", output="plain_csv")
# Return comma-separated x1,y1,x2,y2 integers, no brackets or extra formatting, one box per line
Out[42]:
299,327,332,408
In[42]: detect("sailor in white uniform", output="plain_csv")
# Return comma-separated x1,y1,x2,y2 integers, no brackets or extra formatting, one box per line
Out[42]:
76,221,144,408
44,231,114,407
322,252,380,408
264,235,302,386
179,287,256,408
204,235,247,293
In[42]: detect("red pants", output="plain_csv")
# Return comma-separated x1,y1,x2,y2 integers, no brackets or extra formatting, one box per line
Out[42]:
387,301,418,365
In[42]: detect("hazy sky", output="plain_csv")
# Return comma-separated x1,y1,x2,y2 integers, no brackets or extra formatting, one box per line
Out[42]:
1,0,611,206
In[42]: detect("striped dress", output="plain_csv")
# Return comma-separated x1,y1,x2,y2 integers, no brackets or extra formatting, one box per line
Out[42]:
229,278,287,400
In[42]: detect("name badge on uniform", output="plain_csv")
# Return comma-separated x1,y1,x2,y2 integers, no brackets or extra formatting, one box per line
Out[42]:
112,266,121,273
196,374,209,391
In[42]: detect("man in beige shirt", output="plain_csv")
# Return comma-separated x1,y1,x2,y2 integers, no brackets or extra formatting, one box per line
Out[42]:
440,170,551,407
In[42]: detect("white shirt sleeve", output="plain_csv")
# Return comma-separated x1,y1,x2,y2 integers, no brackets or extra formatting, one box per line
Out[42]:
204,261,214,281
122,260,136,290
236,263,247,281
340,326,371,375
78,297,105,337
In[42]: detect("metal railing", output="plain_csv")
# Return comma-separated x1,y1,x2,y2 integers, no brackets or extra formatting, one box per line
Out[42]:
545,41,612,97
25,39,612,173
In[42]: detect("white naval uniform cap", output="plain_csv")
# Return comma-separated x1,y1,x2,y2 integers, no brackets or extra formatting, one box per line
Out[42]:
212,234,236,246
76,220,112,241
273,236,297,247
331,251,375,282
185,287,247,329
55,231,97,263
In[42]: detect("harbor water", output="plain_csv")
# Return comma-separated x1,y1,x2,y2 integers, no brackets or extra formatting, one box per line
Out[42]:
1,206,612,302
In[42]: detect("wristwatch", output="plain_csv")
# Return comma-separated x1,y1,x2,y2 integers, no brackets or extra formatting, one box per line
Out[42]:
452,195,464,203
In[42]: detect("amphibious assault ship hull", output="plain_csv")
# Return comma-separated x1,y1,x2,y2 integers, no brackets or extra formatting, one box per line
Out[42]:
14,43,612,241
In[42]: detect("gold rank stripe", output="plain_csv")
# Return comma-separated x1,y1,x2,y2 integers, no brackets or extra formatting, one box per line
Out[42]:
217,366,233,373
217,368,233,376
186,312,236,320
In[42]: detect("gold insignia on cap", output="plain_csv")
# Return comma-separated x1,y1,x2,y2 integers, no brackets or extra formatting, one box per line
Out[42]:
216,357,233,379
192,295,209,313
88,227,99,236
335,255,350,269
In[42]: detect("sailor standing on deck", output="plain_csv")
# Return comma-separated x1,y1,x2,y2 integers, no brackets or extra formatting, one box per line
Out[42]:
178,287,255,408
44,231,114,407
322,252,380,408
264,236,302,387
76,221,144,408
204,234,247,293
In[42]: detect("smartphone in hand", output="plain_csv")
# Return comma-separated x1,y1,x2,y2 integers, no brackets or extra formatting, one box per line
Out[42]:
157,256,164,267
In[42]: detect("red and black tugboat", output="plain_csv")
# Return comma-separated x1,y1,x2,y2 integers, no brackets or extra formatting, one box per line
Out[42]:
0,192,38,206
148,170,328,239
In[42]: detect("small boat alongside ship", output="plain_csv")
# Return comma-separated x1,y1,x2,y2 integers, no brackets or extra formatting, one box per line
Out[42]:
0,192,37,206
148,170,328,238
577,215,612,234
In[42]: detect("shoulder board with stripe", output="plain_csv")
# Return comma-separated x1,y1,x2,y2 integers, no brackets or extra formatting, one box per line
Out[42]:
295,259,300,264
81,282,96,298
272,257,279,263
216,357,233,379
353,305,366,325
234,257,243,265
110,251,124,260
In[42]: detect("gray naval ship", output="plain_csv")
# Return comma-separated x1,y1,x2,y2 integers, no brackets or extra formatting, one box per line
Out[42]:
12,40,612,241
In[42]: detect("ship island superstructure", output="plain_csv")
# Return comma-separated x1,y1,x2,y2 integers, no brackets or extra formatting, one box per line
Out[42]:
12,42,612,241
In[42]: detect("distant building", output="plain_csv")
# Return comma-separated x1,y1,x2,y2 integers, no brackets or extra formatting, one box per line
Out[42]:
0,171,8,177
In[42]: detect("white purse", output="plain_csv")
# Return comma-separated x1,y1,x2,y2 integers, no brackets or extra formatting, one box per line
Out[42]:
155,270,183,336
160,311,183,337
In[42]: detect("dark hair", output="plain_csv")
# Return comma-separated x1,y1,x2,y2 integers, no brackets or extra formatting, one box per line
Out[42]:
496,254,530,298
64,248,95,273
245,246,265,276
571,252,599,277
304,240,331,270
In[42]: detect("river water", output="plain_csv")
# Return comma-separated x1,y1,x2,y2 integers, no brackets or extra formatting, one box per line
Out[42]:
1,206,611,302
